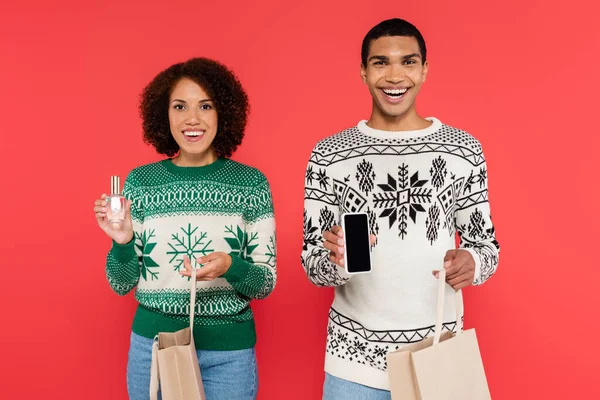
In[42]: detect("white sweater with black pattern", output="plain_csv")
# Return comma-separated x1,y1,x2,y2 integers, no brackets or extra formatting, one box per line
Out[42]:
301,118,499,390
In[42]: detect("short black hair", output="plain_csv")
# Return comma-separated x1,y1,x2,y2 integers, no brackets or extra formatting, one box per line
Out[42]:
361,18,427,65
140,57,249,158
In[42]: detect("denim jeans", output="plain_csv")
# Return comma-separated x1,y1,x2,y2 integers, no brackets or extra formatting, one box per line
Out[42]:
322,373,391,400
126,332,258,400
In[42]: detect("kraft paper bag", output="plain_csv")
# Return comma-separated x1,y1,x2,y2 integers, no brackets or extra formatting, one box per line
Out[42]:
149,268,206,400
387,268,491,400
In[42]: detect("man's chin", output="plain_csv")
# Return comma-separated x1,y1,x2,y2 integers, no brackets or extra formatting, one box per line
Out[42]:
380,107,410,119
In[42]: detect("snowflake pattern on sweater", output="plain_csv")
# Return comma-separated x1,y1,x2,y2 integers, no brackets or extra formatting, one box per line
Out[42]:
301,118,499,389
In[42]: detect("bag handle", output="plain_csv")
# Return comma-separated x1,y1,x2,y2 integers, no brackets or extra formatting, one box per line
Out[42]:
432,268,464,346
150,339,159,400
149,268,198,400
189,267,198,333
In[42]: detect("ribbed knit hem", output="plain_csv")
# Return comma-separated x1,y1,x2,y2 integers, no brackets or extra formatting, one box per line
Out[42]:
222,254,250,283
357,117,442,140
464,247,482,284
161,158,228,177
132,305,256,351
110,239,136,263
325,353,390,390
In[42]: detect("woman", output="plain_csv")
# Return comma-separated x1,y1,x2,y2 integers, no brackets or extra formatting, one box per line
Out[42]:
93,58,276,400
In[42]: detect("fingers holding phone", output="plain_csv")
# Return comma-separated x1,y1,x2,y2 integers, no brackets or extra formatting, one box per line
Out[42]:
323,226,345,267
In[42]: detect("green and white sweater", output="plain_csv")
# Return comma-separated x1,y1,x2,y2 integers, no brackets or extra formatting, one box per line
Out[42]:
106,158,277,350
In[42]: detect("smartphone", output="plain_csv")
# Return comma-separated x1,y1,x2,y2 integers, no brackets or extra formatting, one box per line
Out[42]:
341,212,372,274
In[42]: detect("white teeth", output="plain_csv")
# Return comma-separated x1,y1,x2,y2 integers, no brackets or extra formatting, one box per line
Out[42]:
184,131,203,137
383,88,408,95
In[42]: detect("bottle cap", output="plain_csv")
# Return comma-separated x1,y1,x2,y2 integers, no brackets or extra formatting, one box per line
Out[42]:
111,176,121,195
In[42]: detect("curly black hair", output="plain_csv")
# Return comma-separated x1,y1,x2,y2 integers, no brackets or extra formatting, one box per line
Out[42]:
140,57,249,158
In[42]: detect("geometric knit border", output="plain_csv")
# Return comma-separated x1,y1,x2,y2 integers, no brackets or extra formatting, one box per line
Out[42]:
304,187,338,205
144,209,245,221
151,306,255,326
456,189,489,211
143,210,275,224
135,287,248,316
329,307,457,344
311,143,484,168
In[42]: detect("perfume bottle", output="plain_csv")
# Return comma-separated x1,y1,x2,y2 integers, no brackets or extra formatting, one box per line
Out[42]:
106,176,126,223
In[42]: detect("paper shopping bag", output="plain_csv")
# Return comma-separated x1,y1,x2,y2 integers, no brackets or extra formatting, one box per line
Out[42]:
149,268,206,400
387,268,491,400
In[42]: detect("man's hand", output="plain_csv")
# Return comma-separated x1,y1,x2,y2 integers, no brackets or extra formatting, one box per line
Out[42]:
322,225,376,268
433,249,475,290
179,253,232,281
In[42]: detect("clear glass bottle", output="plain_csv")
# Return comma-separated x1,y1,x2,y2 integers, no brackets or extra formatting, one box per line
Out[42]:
106,176,125,223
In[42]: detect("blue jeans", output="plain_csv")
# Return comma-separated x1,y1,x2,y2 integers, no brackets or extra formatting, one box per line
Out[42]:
127,332,258,400
323,373,391,400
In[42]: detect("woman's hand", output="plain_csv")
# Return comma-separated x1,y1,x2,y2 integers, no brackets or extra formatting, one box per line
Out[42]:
180,253,233,281
94,194,134,245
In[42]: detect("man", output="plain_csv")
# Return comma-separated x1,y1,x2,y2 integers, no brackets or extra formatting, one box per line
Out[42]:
301,18,500,399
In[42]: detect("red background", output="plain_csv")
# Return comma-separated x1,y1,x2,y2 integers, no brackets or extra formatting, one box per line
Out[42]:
1,0,599,398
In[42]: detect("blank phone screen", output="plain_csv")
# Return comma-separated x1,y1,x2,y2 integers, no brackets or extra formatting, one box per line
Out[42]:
344,214,372,273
